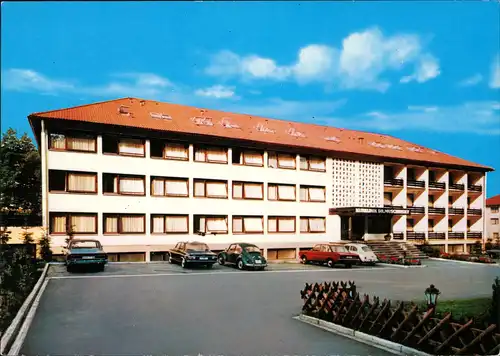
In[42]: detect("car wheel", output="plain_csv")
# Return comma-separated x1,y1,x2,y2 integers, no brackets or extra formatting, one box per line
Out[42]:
237,259,244,270
301,255,308,264
168,254,173,264
218,256,225,266
327,259,334,268
181,258,188,268
98,264,105,272
66,265,73,273
206,263,213,269
345,263,353,269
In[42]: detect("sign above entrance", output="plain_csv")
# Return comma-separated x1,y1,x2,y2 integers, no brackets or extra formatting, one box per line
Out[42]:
329,207,410,215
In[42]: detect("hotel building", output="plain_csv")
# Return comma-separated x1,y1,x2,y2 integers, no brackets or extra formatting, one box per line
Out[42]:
28,97,493,261
486,195,500,243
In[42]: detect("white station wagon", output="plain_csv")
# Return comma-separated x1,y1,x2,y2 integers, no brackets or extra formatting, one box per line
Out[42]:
344,243,379,265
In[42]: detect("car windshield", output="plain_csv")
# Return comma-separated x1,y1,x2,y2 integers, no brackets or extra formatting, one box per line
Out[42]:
186,243,210,251
362,246,372,252
330,245,347,252
71,241,99,249
244,246,260,253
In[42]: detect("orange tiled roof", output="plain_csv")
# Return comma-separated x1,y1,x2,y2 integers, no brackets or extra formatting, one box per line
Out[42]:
486,194,500,206
28,97,493,171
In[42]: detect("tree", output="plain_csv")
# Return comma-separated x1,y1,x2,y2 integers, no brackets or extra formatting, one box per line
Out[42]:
0,128,41,221
39,228,53,262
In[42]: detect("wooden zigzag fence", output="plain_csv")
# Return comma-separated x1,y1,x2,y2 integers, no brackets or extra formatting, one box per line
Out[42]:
300,281,500,355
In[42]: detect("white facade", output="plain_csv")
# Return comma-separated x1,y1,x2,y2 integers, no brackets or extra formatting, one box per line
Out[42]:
38,120,488,260
486,203,500,243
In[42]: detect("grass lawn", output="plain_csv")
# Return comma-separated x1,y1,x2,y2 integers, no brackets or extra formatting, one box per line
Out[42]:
409,297,492,322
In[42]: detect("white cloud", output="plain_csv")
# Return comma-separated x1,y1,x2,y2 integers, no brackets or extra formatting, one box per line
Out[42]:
205,27,439,91
195,85,238,99
323,101,500,135
490,54,500,89
400,55,440,84
458,74,483,87
2,69,74,93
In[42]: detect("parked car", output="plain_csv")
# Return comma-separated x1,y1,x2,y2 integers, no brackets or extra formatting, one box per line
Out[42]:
65,239,108,272
344,243,379,265
218,243,267,270
299,243,360,268
167,241,217,268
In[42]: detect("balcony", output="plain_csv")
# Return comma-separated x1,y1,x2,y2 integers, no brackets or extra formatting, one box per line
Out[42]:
448,208,465,215
467,208,482,216
428,207,446,215
408,206,425,215
448,232,465,239
449,183,465,191
384,178,404,187
406,232,426,242
429,181,446,190
428,232,446,240
407,179,425,189
468,184,482,192
392,232,404,240
467,231,482,240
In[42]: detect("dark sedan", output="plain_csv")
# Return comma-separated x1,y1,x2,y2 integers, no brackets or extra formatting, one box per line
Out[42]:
65,239,108,272
217,243,267,270
167,241,217,268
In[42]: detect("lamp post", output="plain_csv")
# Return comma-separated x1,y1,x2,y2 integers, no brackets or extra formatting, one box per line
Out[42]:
424,284,441,313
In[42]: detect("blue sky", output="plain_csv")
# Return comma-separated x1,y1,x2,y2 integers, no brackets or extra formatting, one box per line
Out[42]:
2,1,500,196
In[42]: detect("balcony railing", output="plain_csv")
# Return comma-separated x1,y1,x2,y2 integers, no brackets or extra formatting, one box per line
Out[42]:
468,184,482,192
406,232,426,240
448,232,465,239
392,232,404,240
448,208,465,215
384,178,404,187
467,231,482,239
428,207,446,215
449,183,465,191
428,232,446,240
467,208,482,216
429,181,446,189
407,179,425,188
408,206,425,215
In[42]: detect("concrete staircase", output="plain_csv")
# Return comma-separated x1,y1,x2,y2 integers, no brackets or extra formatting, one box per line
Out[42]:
364,241,428,260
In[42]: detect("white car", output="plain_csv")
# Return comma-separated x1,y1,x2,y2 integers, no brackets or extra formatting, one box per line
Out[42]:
344,243,378,265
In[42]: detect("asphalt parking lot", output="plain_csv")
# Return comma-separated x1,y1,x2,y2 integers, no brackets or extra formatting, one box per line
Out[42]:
20,260,499,355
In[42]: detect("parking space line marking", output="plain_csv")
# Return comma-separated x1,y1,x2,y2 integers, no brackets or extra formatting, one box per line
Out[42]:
48,266,398,280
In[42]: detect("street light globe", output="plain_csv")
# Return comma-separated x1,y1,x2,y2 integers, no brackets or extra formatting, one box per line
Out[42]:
424,284,441,307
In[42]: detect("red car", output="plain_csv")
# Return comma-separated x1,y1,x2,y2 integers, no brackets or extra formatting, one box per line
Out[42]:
299,243,360,268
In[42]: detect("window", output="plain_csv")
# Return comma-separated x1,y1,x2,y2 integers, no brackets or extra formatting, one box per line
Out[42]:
492,218,499,225
49,132,97,152
448,196,454,206
300,217,326,233
299,156,326,172
384,192,393,206
232,181,263,200
492,207,499,213
232,149,264,167
268,183,296,201
102,136,145,157
428,195,435,207
407,168,416,180
268,152,296,169
49,170,97,193
151,215,189,234
151,177,189,197
494,232,499,239
428,219,435,231
103,174,145,195
407,218,415,232
194,215,228,234
268,216,296,233
407,193,415,206
194,179,228,198
150,139,189,161
194,145,228,164
448,219,453,232
429,171,436,181
104,214,145,234
49,213,97,234
232,216,264,233
300,186,326,202
384,166,394,179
